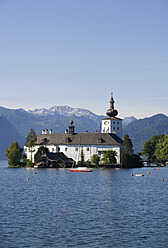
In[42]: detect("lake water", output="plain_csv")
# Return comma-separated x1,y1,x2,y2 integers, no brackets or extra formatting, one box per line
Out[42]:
0,160,168,248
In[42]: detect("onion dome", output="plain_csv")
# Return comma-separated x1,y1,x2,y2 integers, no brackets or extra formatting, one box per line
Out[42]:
106,93,118,117
70,119,74,125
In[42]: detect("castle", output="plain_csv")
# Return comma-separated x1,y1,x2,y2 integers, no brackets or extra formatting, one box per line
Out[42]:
24,94,123,166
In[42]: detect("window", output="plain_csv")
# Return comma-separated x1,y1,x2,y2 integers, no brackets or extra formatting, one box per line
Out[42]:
58,148,60,152
113,127,115,130
117,127,119,130
117,122,119,124
98,151,101,155
66,137,71,143
86,148,89,151
113,121,115,124
65,148,68,151
52,148,55,152
75,148,78,151
42,138,47,145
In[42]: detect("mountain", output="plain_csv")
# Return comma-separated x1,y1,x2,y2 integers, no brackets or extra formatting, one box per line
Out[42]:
28,105,102,121
123,114,168,154
0,105,168,157
0,106,105,137
122,116,137,128
0,115,25,159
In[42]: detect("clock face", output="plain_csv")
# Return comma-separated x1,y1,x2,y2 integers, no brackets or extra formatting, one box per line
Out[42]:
104,121,109,125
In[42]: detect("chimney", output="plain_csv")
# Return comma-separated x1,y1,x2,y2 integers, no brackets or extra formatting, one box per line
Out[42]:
65,129,68,134
42,130,45,134
45,129,48,134
85,131,88,133
49,129,52,134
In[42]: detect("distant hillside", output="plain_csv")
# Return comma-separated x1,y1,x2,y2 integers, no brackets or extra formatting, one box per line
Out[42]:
0,106,105,137
123,114,168,153
122,116,137,128
28,105,103,122
0,105,168,157
0,115,25,159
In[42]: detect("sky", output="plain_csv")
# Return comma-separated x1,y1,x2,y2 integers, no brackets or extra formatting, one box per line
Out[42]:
0,0,168,119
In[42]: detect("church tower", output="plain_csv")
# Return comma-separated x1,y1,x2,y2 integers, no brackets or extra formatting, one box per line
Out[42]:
101,93,122,139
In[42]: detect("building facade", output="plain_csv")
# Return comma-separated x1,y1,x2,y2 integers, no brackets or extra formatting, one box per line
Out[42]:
24,94,123,164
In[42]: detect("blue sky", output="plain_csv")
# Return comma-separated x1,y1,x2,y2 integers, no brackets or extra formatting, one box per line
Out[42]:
0,0,168,119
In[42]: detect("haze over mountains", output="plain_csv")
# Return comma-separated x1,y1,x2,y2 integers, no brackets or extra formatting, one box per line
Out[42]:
0,115,25,159
0,105,168,159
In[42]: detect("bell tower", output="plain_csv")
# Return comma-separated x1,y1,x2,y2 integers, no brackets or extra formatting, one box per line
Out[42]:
101,93,122,139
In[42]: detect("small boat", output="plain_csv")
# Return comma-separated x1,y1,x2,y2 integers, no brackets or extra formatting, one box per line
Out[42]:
135,174,144,177
34,162,43,168
69,167,93,172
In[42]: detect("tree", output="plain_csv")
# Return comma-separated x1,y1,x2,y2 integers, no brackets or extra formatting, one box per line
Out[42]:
155,135,168,162
123,134,133,154
34,146,49,164
142,135,164,161
122,134,142,168
77,147,85,167
5,141,23,166
102,150,117,165
122,151,143,168
25,128,37,164
80,147,85,166
91,154,100,167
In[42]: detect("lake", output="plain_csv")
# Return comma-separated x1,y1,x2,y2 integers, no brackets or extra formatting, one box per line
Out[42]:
0,160,168,248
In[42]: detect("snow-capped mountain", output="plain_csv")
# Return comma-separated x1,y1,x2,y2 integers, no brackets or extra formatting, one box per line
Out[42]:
28,106,104,122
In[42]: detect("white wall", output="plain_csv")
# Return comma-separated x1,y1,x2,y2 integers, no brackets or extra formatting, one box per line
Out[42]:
101,119,122,139
24,144,121,164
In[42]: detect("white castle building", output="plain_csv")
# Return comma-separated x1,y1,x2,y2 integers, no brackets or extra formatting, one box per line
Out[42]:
24,94,123,165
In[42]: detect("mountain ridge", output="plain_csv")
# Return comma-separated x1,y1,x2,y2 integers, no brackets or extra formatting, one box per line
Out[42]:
123,113,168,153
0,105,167,159
0,115,25,159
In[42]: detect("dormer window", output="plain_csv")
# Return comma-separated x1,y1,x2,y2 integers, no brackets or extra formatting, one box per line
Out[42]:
42,138,47,145
66,137,71,143
98,138,103,143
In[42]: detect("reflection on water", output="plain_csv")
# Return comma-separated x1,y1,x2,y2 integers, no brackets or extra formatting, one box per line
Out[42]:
0,161,168,247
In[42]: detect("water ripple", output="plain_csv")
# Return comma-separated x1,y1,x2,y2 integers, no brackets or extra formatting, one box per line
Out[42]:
0,162,168,247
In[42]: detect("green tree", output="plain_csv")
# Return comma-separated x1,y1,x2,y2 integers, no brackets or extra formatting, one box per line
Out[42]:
80,147,85,166
5,141,23,166
142,135,164,161
34,146,49,164
122,134,142,168
102,150,117,165
123,134,133,154
77,147,85,167
25,128,37,164
122,151,142,168
155,135,168,162
91,154,100,167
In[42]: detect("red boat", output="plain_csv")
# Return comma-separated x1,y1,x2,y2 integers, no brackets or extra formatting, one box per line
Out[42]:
69,167,93,172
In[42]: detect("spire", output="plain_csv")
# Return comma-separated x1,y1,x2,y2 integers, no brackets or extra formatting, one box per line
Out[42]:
109,92,115,109
106,93,118,117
